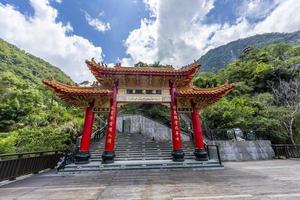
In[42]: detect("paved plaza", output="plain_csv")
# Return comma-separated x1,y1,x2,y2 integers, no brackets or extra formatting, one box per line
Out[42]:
0,160,300,200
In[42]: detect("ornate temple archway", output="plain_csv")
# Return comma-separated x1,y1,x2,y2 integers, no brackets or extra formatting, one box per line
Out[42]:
43,59,234,164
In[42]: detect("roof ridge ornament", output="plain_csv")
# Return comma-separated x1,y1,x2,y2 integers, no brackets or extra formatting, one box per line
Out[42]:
165,64,174,69
115,63,121,67
91,57,107,67
91,81,100,87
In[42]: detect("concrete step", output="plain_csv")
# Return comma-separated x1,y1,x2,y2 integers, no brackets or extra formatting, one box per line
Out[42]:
60,159,223,172
89,133,197,163
67,133,216,172
90,150,195,154
91,152,194,155
93,142,193,145
90,149,194,153
92,144,194,147
90,154,195,159
90,156,195,162
90,153,194,157
91,155,194,158
92,143,193,145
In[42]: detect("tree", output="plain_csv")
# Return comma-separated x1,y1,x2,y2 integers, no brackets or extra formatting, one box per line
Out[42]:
268,77,300,144
134,61,148,67
134,61,165,68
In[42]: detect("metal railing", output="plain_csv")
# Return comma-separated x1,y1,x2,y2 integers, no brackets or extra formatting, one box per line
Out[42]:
92,125,107,142
0,150,63,181
206,145,222,165
272,144,300,158
58,126,107,170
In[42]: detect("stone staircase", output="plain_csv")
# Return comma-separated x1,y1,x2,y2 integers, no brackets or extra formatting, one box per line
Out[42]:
90,132,194,161
59,132,223,172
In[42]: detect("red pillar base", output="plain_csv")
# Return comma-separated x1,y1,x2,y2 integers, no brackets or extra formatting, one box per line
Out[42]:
194,149,208,161
172,149,185,162
75,151,91,164
102,151,115,164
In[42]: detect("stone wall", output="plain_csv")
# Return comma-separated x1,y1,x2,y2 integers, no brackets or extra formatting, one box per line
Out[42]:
208,140,275,161
116,114,190,141
115,114,274,161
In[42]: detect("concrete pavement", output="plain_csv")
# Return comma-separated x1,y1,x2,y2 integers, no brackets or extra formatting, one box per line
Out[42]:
0,160,299,200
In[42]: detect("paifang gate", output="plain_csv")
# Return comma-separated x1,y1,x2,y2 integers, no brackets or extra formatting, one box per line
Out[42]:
43,59,234,164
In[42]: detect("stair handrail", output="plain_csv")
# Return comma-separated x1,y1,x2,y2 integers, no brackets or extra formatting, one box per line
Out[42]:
92,124,107,142
206,144,222,166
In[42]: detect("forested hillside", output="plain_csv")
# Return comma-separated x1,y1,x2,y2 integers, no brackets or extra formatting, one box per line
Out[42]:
0,39,82,154
198,31,300,71
194,43,300,144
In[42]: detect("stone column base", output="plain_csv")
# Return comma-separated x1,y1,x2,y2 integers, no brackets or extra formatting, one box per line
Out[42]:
75,151,90,164
172,149,185,162
102,151,115,164
194,149,208,161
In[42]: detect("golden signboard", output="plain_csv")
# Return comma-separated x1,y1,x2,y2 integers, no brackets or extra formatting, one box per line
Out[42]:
117,95,171,103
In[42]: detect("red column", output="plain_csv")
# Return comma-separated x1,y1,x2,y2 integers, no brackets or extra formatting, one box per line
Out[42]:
169,82,185,161
75,104,94,164
79,105,95,152
102,83,118,163
191,103,208,161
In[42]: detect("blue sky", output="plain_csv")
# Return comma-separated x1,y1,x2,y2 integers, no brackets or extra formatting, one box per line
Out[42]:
52,0,149,63
0,0,149,63
0,0,299,82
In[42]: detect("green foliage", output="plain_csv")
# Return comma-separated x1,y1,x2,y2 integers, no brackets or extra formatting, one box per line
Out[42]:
0,39,82,154
199,43,300,144
193,72,218,88
134,61,169,68
120,104,171,126
14,121,80,152
0,133,17,154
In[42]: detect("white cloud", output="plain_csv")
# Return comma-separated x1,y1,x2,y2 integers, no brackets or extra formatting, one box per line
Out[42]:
123,18,158,66
84,11,111,32
254,0,300,33
54,0,63,4
0,0,102,82
238,0,278,20
122,0,300,67
122,0,215,66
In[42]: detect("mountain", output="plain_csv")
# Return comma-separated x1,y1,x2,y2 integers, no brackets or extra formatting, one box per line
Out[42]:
0,38,73,85
0,39,81,153
198,30,300,72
